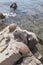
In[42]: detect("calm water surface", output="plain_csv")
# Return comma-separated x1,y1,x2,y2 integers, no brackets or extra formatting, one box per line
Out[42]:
0,0,43,55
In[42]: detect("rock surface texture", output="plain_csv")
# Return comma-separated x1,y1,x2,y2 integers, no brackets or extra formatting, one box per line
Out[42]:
0,23,43,65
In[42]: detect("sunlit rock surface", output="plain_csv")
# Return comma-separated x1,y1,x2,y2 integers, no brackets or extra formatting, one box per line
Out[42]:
0,23,43,65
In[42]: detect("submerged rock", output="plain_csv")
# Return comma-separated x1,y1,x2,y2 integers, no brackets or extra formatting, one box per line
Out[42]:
0,13,5,19
10,3,17,10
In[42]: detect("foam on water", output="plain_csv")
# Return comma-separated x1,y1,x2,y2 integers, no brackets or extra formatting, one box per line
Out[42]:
3,12,16,18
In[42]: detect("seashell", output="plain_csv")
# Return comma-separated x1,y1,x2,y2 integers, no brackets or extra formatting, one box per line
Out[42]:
9,23,17,32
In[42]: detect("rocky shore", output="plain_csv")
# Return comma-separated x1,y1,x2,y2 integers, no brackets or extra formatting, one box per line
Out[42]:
0,23,43,65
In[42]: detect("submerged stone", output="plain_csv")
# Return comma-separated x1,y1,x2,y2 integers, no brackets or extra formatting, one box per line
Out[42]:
10,3,17,10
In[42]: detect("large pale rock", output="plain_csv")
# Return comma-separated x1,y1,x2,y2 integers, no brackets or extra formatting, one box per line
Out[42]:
0,34,22,65
0,23,43,65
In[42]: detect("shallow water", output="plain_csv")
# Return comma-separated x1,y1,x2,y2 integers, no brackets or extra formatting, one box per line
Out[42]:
0,0,43,55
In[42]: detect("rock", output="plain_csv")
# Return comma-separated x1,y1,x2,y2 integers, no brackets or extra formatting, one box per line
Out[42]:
14,29,39,49
22,30,39,49
0,24,43,65
0,13,5,19
10,3,17,10
20,56,42,65
14,30,27,43
27,36,37,49
18,43,30,56
0,35,22,65
9,23,17,32
0,53,22,65
0,20,6,31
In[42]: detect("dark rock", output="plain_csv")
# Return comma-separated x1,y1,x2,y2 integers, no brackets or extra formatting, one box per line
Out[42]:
27,37,37,49
14,30,27,43
0,20,4,25
0,20,6,31
39,57,43,63
10,3,17,10
0,13,5,19
14,30,39,49
27,34,39,49
14,57,23,65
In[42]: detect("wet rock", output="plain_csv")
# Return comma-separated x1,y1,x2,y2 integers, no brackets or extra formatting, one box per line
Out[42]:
0,20,4,25
0,13,5,19
10,3,17,10
0,20,6,31
9,23,17,32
